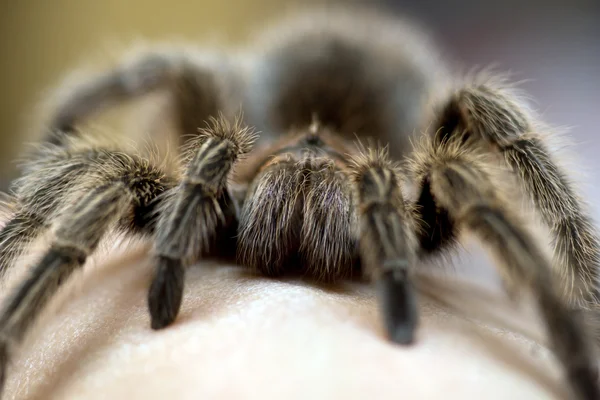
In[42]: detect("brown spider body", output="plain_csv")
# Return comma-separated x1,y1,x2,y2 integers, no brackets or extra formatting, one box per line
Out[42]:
0,7,599,399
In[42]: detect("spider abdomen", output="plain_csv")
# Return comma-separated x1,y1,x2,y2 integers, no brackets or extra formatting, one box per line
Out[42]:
245,8,447,159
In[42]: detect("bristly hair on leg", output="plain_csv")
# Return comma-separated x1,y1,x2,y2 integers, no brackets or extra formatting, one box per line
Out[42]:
409,131,599,400
432,74,600,308
149,113,257,330
1,7,599,400
348,142,419,344
179,112,258,167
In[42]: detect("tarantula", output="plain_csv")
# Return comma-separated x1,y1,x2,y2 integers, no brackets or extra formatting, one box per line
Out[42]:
0,7,599,399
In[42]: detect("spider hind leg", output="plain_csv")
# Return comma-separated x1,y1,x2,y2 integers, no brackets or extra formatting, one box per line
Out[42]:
436,79,600,306
47,48,235,148
410,136,599,400
0,149,172,396
0,139,171,276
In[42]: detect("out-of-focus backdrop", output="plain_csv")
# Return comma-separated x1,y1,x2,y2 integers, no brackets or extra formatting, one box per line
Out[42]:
0,0,598,197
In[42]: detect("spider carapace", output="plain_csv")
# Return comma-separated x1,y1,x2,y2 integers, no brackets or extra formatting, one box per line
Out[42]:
0,7,599,399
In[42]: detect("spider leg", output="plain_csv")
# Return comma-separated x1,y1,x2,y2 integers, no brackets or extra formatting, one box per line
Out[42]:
0,210,47,277
148,116,256,329
0,183,129,394
0,138,172,276
411,137,598,400
0,148,172,395
47,49,233,144
0,148,95,276
436,80,600,306
349,147,418,344
0,154,92,276
2,47,227,275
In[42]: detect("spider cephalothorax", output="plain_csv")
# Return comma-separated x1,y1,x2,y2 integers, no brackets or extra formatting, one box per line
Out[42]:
0,7,599,399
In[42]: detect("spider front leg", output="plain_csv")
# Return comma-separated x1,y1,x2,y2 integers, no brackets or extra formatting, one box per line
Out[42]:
437,80,600,306
411,137,599,400
0,147,172,396
0,184,130,392
148,116,257,329
0,144,117,276
349,148,418,344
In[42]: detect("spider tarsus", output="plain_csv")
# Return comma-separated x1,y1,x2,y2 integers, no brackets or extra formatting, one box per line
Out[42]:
148,256,185,330
378,269,418,345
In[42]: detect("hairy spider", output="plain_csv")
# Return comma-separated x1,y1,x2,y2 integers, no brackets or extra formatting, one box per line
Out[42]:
0,7,599,399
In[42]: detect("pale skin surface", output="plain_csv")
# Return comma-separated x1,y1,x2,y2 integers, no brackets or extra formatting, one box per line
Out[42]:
0,239,569,400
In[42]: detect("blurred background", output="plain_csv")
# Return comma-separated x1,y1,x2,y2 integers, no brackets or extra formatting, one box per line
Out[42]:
0,0,598,194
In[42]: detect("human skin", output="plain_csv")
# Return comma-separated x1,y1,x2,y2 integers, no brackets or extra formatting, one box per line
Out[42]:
0,240,568,400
